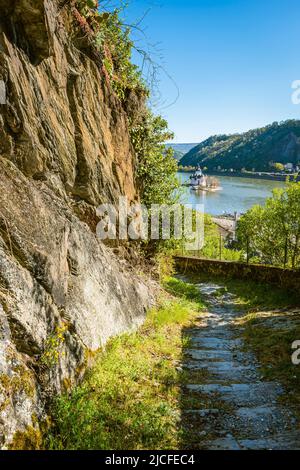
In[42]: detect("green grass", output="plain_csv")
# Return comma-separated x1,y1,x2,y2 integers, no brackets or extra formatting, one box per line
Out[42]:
223,278,300,310
45,277,205,450
181,273,300,414
179,214,242,263
237,307,300,410
239,317,300,402
186,272,299,310
163,276,205,304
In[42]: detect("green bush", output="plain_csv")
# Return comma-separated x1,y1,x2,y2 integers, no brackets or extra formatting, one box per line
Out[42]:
237,181,300,268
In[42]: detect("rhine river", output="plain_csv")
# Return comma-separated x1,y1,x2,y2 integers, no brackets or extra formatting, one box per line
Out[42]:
178,173,286,216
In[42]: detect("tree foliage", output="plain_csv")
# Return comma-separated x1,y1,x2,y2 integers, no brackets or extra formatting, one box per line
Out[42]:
72,2,178,208
180,120,300,172
273,162,285,172
73,1,146,99
131,112,179,206
237,182,300,268
185,214,241,262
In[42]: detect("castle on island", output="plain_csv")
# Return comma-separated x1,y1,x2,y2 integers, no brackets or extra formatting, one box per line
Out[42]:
189,166,221,191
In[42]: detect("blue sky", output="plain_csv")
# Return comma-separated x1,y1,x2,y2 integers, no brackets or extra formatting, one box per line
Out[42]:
122,0,300,142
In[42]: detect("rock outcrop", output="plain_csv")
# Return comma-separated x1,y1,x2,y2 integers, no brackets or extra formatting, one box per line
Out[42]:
0,1,153,448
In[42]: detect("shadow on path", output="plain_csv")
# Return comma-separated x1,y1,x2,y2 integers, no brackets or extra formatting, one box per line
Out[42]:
179,277,300,450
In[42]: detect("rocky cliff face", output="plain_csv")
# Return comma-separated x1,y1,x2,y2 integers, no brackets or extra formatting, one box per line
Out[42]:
0,0,153,448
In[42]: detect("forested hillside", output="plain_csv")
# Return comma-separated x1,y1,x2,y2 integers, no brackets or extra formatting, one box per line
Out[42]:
166,143,198,160
180,120,300,171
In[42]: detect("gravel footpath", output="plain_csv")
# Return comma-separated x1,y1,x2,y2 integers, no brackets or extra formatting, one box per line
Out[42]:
180,279,300,450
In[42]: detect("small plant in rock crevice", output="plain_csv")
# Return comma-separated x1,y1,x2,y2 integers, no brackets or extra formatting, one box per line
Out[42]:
71,1,147,101
40,324,69,368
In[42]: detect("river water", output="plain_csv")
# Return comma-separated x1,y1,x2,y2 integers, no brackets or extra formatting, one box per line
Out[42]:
178,173,286,215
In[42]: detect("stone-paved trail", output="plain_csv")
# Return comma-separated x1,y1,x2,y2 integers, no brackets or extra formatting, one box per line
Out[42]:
181,280,300,450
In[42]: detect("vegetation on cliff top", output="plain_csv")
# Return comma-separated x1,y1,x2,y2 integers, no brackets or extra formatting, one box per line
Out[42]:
73,0,146,98
73,0,178,208
180,120,300,172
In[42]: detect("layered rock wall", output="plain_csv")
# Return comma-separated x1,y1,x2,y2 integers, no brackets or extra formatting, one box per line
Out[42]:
0,0,152,448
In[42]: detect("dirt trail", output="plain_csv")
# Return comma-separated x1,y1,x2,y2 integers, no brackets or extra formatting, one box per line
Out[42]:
181,280,300,450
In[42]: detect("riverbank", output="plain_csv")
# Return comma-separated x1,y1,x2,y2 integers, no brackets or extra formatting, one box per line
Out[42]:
178,169,300,182
178,173,286,216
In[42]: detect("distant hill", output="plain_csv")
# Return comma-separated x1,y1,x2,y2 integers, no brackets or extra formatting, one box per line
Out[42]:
180,120,300,171
166,143,199,160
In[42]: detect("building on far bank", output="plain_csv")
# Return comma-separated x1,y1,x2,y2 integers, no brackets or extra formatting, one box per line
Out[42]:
284,163,294,171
